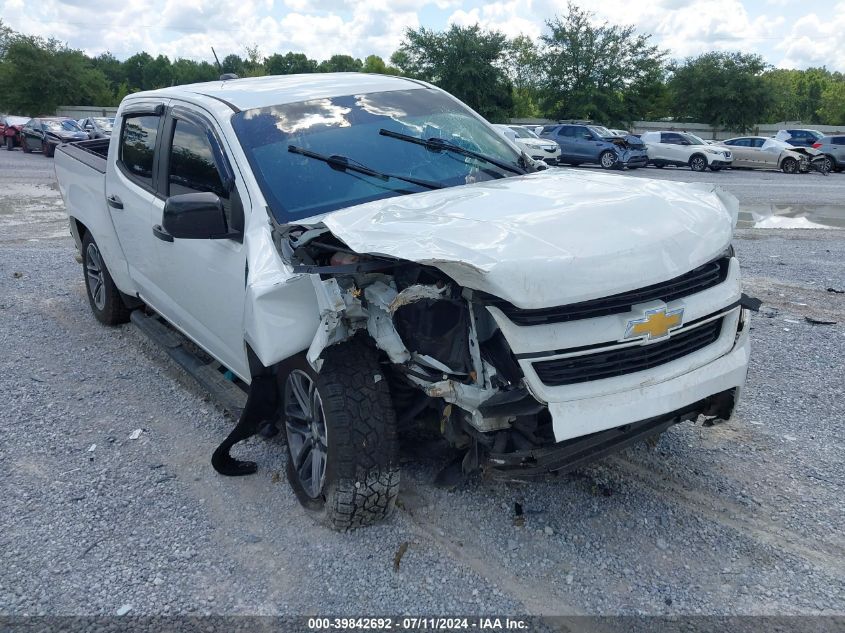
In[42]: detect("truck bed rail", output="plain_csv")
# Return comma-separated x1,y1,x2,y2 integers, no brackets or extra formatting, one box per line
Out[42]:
55,138,109,174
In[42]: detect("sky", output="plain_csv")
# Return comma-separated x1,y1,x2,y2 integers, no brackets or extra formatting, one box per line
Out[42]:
2,0,844,72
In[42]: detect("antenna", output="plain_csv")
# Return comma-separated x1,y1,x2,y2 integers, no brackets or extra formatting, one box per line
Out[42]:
211,47,222,73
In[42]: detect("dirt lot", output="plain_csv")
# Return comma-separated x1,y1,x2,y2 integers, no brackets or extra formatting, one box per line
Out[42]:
1,149,843,621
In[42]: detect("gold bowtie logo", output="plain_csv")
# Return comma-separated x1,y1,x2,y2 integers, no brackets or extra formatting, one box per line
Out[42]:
625,307,684,341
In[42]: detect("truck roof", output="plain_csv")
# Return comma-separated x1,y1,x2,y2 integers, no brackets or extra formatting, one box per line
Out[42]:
128,73,426,112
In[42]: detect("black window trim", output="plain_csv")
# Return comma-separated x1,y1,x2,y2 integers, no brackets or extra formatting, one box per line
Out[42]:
116,109,166,196
157,106,235,201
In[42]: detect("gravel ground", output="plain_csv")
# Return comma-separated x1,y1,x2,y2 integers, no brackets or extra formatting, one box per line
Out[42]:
1,149,843,619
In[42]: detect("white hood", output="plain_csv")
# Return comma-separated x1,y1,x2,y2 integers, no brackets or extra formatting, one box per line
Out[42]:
322,170,738,309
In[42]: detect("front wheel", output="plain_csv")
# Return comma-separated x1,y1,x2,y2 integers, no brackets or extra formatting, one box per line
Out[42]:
21,138,31,153
4,136,13,150
689,155,707,172
781,157,798,174
821,156,834,174
599,150,617,169
42,141,54,157
283,337,400,530
82,232,132,325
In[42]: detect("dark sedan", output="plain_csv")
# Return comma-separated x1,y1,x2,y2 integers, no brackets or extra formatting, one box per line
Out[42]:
78,116,115,139
1,115,31,150
21,117,89,157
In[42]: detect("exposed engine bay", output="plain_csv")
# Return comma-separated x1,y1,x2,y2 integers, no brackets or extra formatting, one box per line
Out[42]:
276,223,556,475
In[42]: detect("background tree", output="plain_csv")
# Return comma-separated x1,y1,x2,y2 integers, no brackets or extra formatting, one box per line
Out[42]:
393,24,514,121
506,35,541,118
818,78,845,126
539,2,667,124
265,52,318,75
361,54,399,75
317,54,363,73
669,52,771,131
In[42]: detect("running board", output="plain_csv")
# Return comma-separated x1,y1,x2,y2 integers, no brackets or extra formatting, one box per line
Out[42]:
130,310,247,419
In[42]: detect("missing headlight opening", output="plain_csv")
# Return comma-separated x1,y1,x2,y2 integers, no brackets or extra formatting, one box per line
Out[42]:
281,223,553,479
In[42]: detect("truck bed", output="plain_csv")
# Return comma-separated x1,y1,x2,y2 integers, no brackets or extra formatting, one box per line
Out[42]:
55,138,109,174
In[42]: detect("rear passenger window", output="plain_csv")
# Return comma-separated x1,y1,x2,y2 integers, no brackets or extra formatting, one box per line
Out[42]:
119,115,160,188
168,119,227,198
558,127,575,137
832,137,845,146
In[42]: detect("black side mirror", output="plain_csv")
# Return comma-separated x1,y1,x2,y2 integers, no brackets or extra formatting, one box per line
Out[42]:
160,192,240,241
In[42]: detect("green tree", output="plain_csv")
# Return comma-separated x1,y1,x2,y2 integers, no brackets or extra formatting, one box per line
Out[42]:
123,51,154,90
392,24,514,121
317,54,363,73
0,35,111,114
171,58,217,85
264,52,318,75
361,54,399,75
221,53,245,76
243,44,265,77
539,2,667,124
818,79,845,126
669,51,771,131
506,35,540,118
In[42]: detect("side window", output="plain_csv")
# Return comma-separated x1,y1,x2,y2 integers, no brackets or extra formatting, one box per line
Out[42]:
661,133,678,144
119,115,160,188
168,119,227,198
832,137,845,146
731,139,749,147
751,138,765,148
576,126,592,140
558,126,572,137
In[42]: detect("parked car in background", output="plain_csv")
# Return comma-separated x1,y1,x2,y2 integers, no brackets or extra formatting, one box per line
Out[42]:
1,115,30,150
811,135,845,173
718,136,807,174
20,118,89,157
540,123,648,169
640,131,732,172
492,124,561,164
775,129,823,148
78,116,115,139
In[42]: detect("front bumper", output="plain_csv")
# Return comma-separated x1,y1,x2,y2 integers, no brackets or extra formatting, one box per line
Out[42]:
619,152,649,167
485,258,749,442
709,159,732,168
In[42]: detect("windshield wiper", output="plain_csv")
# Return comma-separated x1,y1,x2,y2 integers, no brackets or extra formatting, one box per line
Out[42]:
288,145,443,190
378,128,526,175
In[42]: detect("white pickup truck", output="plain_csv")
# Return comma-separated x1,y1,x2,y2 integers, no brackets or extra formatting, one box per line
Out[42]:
55,73,751,530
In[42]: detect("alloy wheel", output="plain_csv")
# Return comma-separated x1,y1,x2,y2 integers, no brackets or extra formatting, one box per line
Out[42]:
85,242,106,310
284,370,328,499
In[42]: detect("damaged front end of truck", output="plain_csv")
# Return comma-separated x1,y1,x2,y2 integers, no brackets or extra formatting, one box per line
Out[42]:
276,223,553,479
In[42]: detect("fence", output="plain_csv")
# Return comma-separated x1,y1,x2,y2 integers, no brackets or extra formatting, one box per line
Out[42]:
510,119,845,139
56,105,118,119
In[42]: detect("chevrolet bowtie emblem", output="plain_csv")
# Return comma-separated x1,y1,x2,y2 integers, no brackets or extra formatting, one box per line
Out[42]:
625,307,684,341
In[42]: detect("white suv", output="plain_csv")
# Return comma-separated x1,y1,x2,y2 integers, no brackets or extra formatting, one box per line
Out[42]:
641,131,733,172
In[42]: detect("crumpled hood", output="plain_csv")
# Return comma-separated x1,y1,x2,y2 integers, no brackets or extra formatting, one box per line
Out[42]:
322,170,738,309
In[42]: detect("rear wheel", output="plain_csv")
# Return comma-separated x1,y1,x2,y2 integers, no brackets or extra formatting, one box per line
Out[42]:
4,136,13,150
781,157,798,174
689,154,707,172
42,141,54,157
652,161,665,168
599,150,617,169
82,232,132,325
21,138,31,153
821,156,834,173
282,337,400,530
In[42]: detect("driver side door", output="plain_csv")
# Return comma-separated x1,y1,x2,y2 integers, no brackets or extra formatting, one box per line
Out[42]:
146,106,250,380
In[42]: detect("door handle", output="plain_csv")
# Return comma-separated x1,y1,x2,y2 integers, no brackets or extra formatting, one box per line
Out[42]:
106,194,123,210
152,224,174,242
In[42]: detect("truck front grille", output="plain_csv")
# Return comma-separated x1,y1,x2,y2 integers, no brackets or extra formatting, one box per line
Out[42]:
487,257,729,326
533,318,723,386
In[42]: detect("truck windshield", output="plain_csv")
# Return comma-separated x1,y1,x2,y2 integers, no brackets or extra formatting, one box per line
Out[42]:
231,88,523,223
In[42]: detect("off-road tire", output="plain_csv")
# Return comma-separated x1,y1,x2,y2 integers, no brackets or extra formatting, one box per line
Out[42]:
599,150,617,169
781,157,798,174
82,232,132,325
283,337,400,530
689,154,707,172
